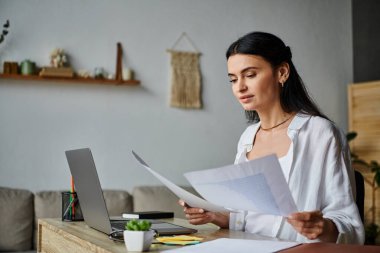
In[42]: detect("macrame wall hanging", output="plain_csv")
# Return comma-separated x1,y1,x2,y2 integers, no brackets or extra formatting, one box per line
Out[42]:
167,33,202,109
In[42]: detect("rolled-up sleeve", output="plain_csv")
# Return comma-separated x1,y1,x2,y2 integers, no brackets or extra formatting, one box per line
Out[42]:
322,129,365,244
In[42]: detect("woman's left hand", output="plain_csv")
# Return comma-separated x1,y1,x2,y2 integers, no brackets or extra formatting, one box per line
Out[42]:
286,211,338,242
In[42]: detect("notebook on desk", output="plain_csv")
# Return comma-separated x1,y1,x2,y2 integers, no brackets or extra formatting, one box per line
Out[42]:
65,148,197,236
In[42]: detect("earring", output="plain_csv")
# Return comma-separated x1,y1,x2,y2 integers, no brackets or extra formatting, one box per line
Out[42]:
280,82,284,88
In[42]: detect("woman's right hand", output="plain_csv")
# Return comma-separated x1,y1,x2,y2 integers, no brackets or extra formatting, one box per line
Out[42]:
178,200,230,228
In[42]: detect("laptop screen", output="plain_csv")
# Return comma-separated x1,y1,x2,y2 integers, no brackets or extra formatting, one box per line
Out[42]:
65,148,197,236
66,148,114,234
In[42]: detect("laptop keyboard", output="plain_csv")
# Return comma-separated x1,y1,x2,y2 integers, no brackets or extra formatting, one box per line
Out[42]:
111,221,126,231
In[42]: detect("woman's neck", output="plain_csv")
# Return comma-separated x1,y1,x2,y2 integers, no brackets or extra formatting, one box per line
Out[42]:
257,109,295,131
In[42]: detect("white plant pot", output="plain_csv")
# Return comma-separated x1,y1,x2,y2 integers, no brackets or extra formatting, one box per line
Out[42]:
123,230,155,252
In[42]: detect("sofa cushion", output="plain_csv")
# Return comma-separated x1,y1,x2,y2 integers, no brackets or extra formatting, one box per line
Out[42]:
103,190,133,216
132,186,199,219
34,189,133,219
34,191,62,219
0,187,34,252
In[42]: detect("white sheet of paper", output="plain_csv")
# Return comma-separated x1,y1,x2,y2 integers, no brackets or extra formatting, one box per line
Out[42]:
131,151,229,212
162,238,300,253
184,154,298,216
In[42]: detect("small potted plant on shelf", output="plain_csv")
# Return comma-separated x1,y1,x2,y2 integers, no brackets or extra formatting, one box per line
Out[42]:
124,219,155,252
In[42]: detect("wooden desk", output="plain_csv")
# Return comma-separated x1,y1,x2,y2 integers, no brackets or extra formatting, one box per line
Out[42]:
282,242,380,253
38,218,380,253
37,218,274,253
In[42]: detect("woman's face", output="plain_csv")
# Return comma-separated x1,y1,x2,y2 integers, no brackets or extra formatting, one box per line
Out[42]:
227,54,281,112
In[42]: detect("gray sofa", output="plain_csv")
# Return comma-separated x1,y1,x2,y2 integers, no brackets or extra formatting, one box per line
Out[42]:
0,186,196,252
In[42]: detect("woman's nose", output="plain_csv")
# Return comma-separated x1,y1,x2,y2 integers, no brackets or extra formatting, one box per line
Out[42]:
237,79,247,92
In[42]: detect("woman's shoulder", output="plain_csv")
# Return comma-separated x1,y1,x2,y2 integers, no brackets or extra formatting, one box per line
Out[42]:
303,115,346,142
308,115,334,129
291,113,334,133
307,115,340,132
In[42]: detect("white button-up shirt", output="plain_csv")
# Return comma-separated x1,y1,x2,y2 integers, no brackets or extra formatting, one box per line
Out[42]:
229,113,365,244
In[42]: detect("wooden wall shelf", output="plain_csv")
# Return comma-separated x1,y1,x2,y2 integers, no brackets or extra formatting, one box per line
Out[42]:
0,74,140,86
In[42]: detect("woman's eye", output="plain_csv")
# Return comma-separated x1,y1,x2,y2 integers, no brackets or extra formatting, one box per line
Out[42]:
229,79,237,84
246,73,256,78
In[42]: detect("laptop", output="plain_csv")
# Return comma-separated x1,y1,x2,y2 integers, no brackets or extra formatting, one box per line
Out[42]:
65,148,197,236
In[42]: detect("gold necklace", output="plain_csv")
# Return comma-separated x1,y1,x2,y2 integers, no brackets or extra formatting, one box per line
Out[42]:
260,116,292,131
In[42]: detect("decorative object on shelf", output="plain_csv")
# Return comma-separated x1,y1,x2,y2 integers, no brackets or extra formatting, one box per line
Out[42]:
167,32,202,109
20,59,36,75
115,42,123,81
123,68,134,80
2,62,11,73
3,61,18,74
94,67,106,79
114,42,135,82
77,69,92,78
50,48,68,68
39,67,74,77
38,48,73,77
10,62,17,73
0,19,10,44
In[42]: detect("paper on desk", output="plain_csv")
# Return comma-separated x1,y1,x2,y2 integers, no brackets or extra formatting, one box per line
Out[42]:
184,154,297,216
162,238,300,253
131,151,229,212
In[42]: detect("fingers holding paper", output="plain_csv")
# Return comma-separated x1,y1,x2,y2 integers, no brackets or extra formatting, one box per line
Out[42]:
287,211,324,239
286,211,338,242
178,200,229,228
179,199,210,224
185,210,215,225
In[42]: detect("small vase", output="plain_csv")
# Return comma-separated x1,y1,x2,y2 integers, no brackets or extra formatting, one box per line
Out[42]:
123,230,155,252
20,59,35,75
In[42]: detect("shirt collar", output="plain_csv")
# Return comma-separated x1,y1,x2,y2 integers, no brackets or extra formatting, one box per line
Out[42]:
288,112,311,130
241,112,311,147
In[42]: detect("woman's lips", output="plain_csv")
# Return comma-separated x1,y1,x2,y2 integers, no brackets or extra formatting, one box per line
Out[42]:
239,95,254,103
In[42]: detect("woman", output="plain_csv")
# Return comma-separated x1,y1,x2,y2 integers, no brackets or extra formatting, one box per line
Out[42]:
180,32,364,244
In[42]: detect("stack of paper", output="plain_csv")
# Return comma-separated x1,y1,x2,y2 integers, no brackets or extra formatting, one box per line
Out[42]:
131,151,297,216
131,151,301,252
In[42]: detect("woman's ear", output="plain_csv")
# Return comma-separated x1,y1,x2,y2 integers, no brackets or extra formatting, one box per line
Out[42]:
277,62,290,84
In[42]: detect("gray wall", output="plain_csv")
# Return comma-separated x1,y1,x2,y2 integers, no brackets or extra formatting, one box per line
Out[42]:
352,0,380,82
0,0,352,192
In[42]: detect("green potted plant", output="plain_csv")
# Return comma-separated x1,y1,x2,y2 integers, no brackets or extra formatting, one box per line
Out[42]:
123,219,155,252
347,131,380,244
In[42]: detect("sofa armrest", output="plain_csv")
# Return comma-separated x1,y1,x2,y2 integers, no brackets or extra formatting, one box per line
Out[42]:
0,187,34,252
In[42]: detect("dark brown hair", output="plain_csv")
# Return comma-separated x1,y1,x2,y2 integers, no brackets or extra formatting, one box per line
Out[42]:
226,31,328,123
